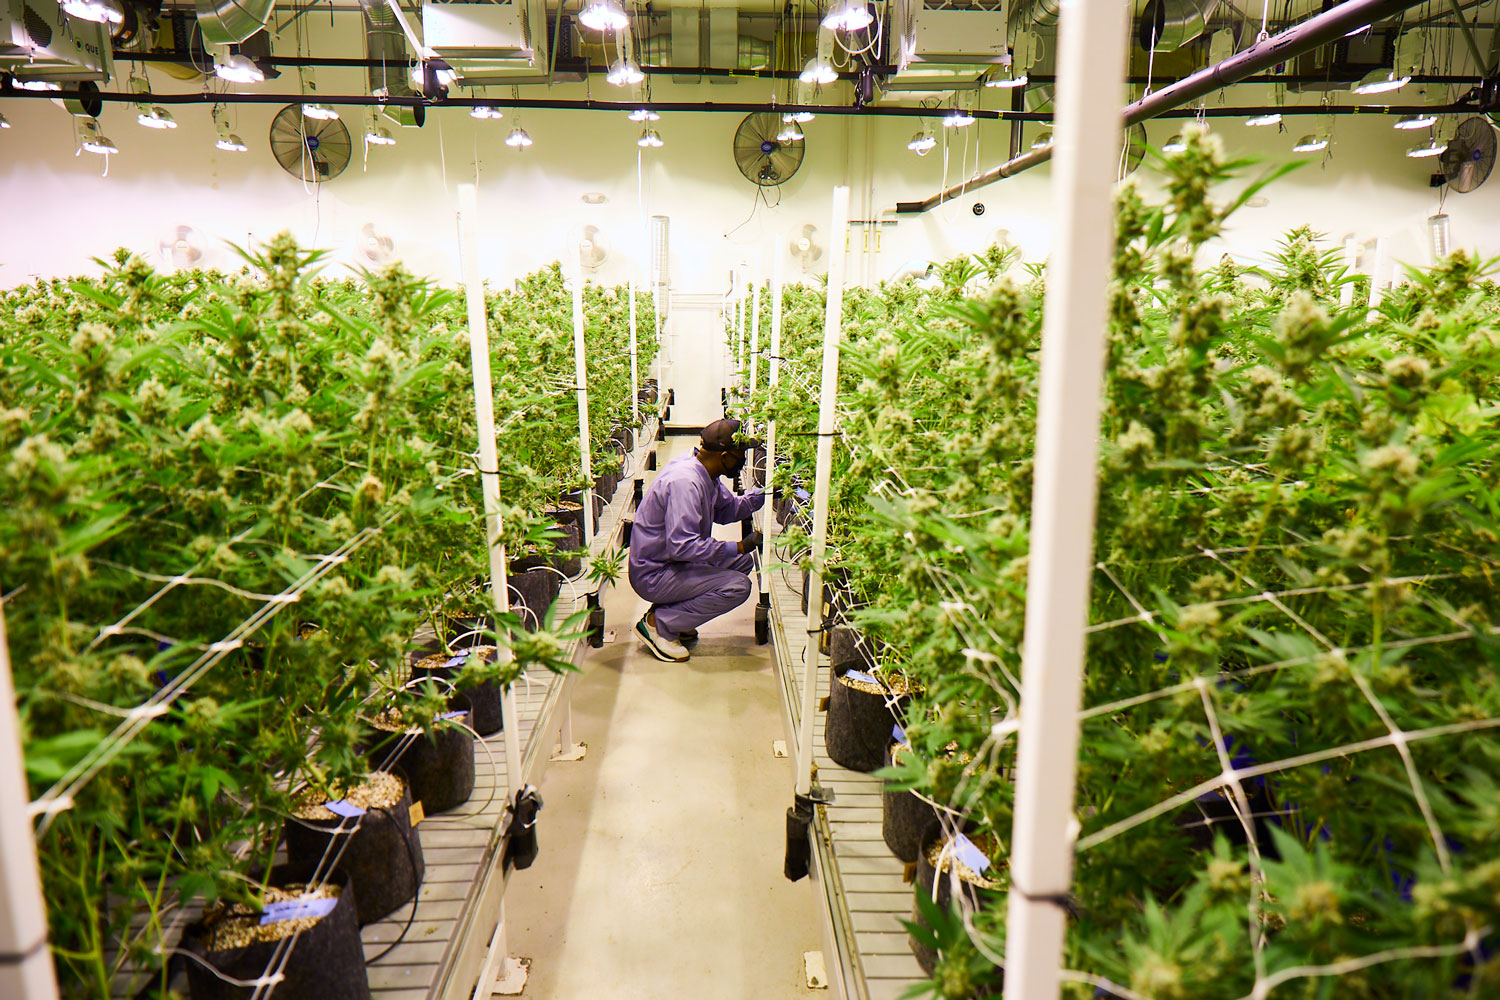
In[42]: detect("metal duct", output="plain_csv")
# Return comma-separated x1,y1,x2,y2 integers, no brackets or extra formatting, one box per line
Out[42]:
670,7,700,83
361,0,411,99
195,0,273,46
738,36,771,70
708,6,736,85
1137,0,1218,52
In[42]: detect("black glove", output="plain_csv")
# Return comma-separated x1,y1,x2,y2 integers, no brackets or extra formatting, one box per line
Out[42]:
739,530,764,554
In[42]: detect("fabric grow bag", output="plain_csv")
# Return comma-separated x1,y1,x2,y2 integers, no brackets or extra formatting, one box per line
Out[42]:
412,648,503,736
509,568,560,633
181,865,369,1000
909,824,1007,977
881,741,935,863
283,775,425,926
825,628,909,773
366,713,476,815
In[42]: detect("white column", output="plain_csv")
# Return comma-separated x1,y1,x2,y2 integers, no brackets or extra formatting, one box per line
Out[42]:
0,600,60,1000
1003,4,1128,998
571,264,596,540
629,278,640,428
760,249,783,570
749,270,762,420
457,185,523,802
795,186,850,797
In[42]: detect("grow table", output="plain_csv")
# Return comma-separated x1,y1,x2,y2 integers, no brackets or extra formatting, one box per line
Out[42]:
765,559,926,1000
106,405,662,1000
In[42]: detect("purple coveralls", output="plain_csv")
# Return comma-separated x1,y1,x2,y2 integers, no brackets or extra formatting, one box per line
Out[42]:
628,449,767,640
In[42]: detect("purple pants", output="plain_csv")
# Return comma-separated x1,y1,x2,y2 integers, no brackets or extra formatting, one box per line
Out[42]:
630,552,756,640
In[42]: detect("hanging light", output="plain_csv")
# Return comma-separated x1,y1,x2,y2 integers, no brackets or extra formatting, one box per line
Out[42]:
13,78,61,92
1394,112,1438,130
784,110,815,124
1406,134,1447,158
136,106,177,129
821,0,873,32
907,130,936,154
505,125,534,148
636,127,663,148
216,54,264,84
628,107,660,122
302,103,339,121
578,0,628,31
1030,129,1051,150
607,57,644,86
1292,133,1329,153
81,131,118,155
776,120,805,142
984,67,1027,88
215,132,248,152
1163,133,1187,153
409,61,457,88
61,0,123,24
1245,112,1282,127
943,109,975,128
0,112,10,129
1352,66,1410,95
366,125,397,146
799,57,837,85
470,105,504,119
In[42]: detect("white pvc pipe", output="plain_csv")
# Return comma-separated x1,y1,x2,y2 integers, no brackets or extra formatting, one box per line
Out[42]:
571,263,596,541
457,184,522,803
749,271,762,417
1340,237,1359,309
629,278,640,428
760,250,783,576
1368,236,1390,317
795,185,850,799
1002,6,1128,999
0,599,61,1000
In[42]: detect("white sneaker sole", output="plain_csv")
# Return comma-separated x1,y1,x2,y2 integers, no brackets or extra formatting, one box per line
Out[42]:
636,620,689,662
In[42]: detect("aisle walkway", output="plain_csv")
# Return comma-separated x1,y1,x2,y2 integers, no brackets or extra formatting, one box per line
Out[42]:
505,437,823,999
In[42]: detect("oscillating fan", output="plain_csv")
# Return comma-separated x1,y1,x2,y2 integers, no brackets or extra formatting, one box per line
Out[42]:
269,105,352,183
158,225,205,269
358,223,395,265
789,223,824,272
1440,117,1497,194
576,225,609,271
734,113,805,188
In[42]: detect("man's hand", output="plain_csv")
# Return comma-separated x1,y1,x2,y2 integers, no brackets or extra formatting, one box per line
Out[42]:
738,530,764,554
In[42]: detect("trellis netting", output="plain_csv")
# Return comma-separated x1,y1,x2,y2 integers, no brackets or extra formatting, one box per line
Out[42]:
748,129,1500,999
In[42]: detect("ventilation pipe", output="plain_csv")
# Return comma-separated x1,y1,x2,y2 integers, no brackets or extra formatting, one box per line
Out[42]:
360,0,419,124
195,0,274,46
1137,0,1219,52
897,0,1434,213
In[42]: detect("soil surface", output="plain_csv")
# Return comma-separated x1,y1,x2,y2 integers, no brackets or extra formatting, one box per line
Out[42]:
201,883,342,951
291,771,403,821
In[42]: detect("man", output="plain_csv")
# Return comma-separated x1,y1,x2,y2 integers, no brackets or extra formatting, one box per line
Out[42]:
629,418,766,662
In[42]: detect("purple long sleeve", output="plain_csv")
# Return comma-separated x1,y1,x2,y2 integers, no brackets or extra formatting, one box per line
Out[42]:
629,450,748,571
712,479,767,523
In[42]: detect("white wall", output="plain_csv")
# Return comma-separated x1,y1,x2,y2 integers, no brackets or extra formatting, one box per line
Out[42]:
2,72,1498,294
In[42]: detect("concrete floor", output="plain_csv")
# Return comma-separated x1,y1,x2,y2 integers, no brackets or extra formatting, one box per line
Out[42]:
505,436,824,999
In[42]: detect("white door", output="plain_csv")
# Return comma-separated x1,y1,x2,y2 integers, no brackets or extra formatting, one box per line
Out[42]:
661,291,730,428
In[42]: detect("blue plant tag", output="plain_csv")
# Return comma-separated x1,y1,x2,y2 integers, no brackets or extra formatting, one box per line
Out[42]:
323,799,365,819
443,654,467,668
844,669,877,686
952,833,991,874
892,722,907,744
259,896,339,925
794,488,810,501
438,710,467,721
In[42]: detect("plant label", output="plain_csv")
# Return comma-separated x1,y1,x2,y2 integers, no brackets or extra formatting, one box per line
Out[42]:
409,801,425,827
892,722,907,744
438,710,467,721
260,896,338,925
952,833,991,874
844,669,877,686
323,799,366,818
443,655,467,668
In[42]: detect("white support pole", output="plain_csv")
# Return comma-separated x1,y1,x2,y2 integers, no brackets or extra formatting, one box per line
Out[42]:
794,185,850,798
1003,4,1128,999
749,270,762,420
571,263,596,541
629,278,640,428
760,249,783,574
1340,237,1359,309
457,185,523,805
1368,236,1390,317
0,600,61,1000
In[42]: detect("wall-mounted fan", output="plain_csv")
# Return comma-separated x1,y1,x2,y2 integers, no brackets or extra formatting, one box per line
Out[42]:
575,225,609,271
158,225,205,269
1440,116,1497,194
358,223,395,265
1118,123,1148,179
734,112,805,188
789,223,824,272
269,105,352,183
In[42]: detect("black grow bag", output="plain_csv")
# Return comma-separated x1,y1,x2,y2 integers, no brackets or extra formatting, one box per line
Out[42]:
825,629,909,773
283,777,425,926
412,648,503,736
509,568,560,632
881,741,935,863
181,865,369,1000
366,713,476,815
909,823,1006,977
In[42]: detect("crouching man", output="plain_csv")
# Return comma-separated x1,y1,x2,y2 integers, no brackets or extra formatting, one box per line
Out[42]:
629,418,765,662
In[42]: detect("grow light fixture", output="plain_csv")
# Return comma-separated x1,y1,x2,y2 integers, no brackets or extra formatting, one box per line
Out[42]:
0,112,9,129
366,126,396,146
61,0,123,24
1163,133,1187,153
409,62,457,88
505,125,533,148
1352,67,1410,95
628,108,659,122
636,127,663,148
1293,134,1328,153
800,57,837,85
777,120,805,142
907,130,936,154
302,103,339,121
943,109,975,128
1395,113,1438,130
985,68,1027,89
578,0,629,31
1030,129,1051,149
1406,135,1447,158
821,0,873,33
137,106,177,129
215,132,248,152
784,110,815,124
470,106,504,120
14,78,61,92
216,54,264,84
1245,112,1282,127
607,57,644,86
81,132,118,155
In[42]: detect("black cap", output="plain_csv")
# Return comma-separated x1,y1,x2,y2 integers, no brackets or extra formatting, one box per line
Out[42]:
701,418,762,453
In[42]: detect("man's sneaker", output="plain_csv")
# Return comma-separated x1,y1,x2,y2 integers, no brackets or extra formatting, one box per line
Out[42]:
636,616,690,662
678,628,699,644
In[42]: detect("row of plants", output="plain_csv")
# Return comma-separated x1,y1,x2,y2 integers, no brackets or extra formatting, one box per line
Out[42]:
0,239,657,998
745,132,1500,998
